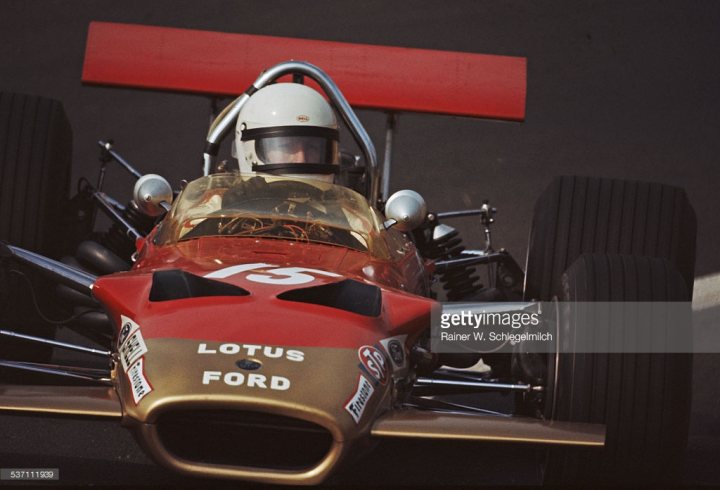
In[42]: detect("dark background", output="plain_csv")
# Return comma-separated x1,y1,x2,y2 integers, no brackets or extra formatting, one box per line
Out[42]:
1,0,719,275
1,0,719,486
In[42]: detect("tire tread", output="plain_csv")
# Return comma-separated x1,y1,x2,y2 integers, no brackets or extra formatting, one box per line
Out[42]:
525,176,696,300
545,254,691,483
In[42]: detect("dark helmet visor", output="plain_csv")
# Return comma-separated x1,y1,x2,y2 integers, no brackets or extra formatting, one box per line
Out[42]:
242,126,339,165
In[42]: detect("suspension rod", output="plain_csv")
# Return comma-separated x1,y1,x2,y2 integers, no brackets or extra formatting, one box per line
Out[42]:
0,329,111,357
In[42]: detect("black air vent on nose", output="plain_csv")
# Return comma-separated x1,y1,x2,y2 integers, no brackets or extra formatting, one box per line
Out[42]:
149,269,249,302
277,279,381,317
157,409,333,471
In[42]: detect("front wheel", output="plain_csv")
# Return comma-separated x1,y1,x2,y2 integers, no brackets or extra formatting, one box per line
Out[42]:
544,254,692,484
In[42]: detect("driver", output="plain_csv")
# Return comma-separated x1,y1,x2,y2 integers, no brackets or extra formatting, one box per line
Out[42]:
218,83,365,248
233,82,340,184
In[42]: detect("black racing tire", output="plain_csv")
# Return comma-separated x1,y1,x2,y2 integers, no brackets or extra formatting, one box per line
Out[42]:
543,254,692,484
0,92,72,256
524,176,696,301
0,92,73,377
515,176,696,391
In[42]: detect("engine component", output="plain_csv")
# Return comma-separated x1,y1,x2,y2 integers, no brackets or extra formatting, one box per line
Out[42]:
422,223,482,300
100,200,156,263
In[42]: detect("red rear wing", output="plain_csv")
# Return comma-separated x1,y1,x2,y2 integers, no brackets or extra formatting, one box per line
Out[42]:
82,22,526,121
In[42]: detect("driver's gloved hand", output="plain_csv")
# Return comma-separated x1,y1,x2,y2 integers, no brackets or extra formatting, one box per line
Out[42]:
224,176,270,204
245,176,270,194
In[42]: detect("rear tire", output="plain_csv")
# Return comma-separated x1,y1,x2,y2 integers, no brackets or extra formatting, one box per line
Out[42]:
0,92,73,377
0,92,72,256
544,254,692,484
524,175,696,300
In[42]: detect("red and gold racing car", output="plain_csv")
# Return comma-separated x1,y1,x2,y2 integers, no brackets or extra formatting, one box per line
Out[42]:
0,51,695,485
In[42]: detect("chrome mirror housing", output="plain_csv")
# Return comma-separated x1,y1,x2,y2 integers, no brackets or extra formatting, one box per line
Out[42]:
133,174,173,217
384,189,427,232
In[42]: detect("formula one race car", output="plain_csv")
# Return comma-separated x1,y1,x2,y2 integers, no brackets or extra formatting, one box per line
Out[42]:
0,57,696,485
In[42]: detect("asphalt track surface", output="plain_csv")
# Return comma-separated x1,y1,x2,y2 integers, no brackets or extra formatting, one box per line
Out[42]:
1,408,719,486
1,0,720,487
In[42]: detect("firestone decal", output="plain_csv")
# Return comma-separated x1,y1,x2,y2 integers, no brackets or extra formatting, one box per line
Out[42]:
345,374,375,424
118,316,152,405
358,345,388,385
127,357,153,404
205,263,340,285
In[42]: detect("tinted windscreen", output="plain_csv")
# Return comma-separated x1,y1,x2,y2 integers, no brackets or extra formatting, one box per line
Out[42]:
154,173,388,256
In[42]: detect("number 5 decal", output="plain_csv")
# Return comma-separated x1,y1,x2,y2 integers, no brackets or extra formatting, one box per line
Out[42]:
247,267,340,285
205,263,340,285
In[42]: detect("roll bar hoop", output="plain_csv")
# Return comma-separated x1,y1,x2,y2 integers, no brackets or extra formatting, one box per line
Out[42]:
202,61,381,204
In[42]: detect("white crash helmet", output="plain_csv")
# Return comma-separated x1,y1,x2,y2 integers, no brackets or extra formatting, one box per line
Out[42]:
234,83,340,183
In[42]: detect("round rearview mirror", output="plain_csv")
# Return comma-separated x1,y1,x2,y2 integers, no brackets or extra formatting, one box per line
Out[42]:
384,190,427,232
133,174,173,217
